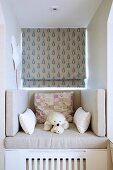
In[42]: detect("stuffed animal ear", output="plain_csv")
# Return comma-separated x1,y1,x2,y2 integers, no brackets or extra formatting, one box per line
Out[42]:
62,120,69,129
44,121,52,131
51,126,56,133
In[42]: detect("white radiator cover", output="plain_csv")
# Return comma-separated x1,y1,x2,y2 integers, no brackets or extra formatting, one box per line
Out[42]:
5,149,107,170
26,158,86,170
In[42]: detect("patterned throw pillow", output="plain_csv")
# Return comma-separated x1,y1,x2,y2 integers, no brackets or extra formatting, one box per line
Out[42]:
34,92,74,123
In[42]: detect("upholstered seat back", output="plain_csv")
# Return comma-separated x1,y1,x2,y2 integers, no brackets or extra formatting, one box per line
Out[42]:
6,89,105,137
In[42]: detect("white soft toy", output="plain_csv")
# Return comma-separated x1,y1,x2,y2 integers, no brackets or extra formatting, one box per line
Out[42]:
51,125,64,134
44,112,69,132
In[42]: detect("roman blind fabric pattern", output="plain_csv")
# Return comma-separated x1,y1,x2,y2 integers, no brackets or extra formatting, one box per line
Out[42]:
22,28,86,87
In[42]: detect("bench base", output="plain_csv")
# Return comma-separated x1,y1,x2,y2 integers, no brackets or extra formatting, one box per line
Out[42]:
5,149,107,170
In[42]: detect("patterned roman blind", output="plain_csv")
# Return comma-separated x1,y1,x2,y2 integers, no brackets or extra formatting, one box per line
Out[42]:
22,28,86,87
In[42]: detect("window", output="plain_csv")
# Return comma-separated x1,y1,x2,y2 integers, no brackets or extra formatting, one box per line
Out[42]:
22,28,86,88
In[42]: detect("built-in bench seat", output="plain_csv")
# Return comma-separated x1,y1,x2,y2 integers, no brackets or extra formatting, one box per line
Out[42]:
5,89,109,170
5,123,108,149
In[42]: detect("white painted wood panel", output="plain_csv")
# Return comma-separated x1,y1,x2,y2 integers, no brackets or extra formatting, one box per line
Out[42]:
5,149,107,170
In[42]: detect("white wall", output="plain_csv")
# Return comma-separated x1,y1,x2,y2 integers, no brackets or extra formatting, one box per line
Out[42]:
0,0,21,169
86,2,113,168
0,3,5,169
87,0,112,89
1,0,21,89
107,2,113,139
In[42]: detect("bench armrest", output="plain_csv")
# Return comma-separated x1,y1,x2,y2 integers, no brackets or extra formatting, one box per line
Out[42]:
6,90,28,136
81,89,105,137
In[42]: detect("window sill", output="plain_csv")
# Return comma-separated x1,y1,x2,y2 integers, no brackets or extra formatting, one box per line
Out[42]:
21,87,86,91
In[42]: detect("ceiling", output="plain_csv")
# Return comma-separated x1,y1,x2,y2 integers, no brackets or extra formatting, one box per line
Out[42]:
6,0,103,28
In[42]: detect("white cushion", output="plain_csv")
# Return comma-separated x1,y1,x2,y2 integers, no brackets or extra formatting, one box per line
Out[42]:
74,107,91,134
19,108,37,135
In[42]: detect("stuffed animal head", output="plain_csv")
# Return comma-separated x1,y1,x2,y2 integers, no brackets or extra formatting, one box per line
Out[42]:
47,112,66,126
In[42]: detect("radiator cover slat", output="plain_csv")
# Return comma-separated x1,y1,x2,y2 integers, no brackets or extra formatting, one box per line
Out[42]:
26,158,86,170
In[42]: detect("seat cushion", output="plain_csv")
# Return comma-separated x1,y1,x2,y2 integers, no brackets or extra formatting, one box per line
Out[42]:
5,123,108,149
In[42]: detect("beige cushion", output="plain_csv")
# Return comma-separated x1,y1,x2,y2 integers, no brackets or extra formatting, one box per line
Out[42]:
34,92,74,123
81,89,105,137
5,123,108,149
28,90,81,113
6,90,28,136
